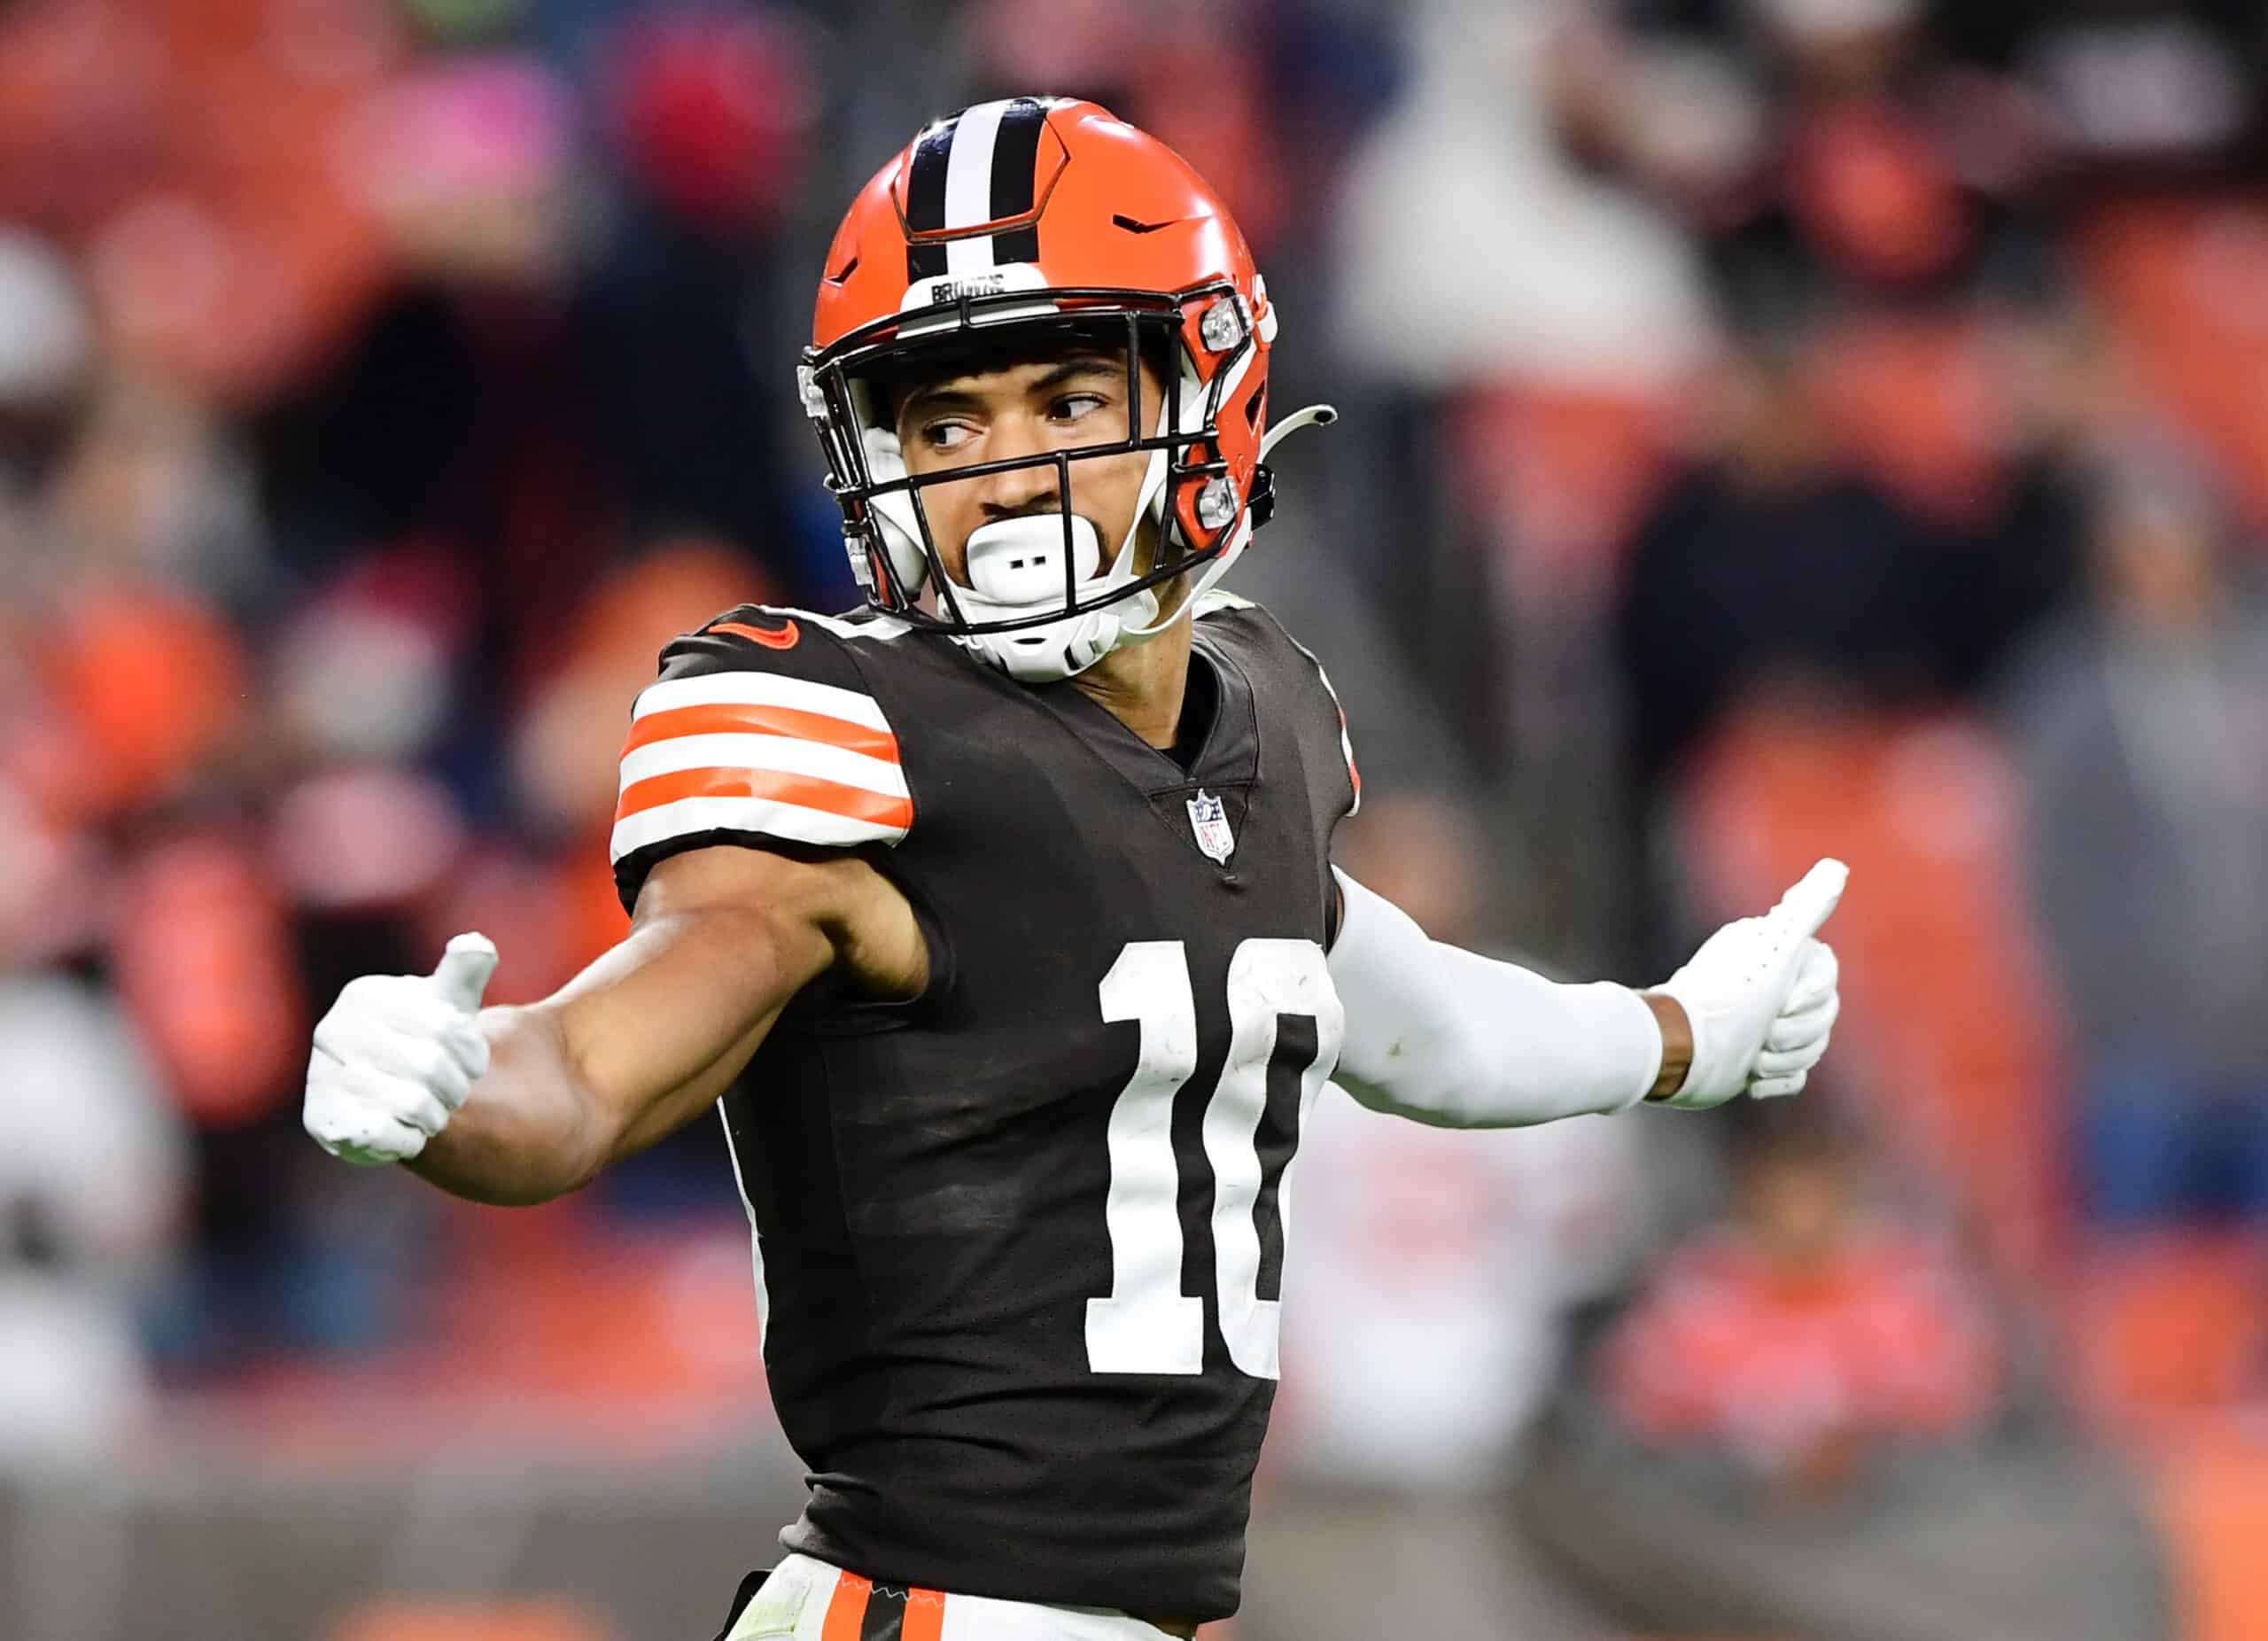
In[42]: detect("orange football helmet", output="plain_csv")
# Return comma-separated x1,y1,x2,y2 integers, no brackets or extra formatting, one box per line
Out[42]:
798,97,1330,680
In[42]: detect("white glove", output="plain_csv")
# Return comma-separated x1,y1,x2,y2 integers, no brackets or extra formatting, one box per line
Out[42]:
304,933,499,1165
1654,859,1846,1109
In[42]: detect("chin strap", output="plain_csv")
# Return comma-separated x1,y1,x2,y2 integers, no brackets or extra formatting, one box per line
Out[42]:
950,512,1153,682
1115,401,1340,645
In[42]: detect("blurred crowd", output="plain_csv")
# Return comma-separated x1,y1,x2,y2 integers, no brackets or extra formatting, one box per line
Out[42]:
7,0,2268,1636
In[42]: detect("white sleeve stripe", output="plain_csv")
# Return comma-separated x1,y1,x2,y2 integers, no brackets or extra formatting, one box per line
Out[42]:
618,734,909,799
610,794,907,862
632,670,891,732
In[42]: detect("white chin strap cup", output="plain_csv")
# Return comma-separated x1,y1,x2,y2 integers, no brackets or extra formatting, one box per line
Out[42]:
949,513,1159,684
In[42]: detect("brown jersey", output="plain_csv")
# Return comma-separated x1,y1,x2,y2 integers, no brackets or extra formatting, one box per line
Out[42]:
611,593,1360,1622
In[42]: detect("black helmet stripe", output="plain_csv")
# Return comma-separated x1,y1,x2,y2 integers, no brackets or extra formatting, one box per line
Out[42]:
986,97,1045,263
903,98,1046,282
904,113,955,280
905,115,954,233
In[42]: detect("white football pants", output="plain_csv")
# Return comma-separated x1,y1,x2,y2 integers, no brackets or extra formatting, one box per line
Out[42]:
720,1553,1198,1640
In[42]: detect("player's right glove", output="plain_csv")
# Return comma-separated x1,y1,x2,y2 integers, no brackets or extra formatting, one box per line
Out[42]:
1652,859,1846,1109
303,934,499,1165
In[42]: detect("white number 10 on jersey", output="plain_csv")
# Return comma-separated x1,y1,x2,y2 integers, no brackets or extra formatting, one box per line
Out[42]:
1088,938,1344,1379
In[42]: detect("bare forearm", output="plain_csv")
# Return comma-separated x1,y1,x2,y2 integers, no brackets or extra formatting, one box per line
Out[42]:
402,892,836,1205
311,849,895,1205
405,1005,611,1206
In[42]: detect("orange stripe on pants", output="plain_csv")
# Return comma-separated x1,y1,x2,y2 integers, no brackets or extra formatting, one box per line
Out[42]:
901,1588,947,1641
819,1571,871,1641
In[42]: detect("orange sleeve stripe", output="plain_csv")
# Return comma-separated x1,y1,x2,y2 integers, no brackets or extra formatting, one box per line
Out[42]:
820,1571,871,1641
623,701,900,764
613,766,914,830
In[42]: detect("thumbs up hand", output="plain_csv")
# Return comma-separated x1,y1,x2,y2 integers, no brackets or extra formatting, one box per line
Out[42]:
1651,861,1848,1110
304,935,499,1165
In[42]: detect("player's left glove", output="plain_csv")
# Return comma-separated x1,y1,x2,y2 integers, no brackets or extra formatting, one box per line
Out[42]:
1652,859,1846,1109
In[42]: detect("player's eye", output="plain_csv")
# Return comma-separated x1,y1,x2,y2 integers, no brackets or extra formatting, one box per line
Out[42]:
1048,392,1108,426
919,419,979,455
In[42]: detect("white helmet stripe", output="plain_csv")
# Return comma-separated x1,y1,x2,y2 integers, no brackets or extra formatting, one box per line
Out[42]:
943,99,1009,273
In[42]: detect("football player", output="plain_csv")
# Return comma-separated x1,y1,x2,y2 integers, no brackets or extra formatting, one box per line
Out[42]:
305,98,1845,1640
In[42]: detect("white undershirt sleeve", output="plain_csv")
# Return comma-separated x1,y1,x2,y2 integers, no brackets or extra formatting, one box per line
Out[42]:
1325,867,1664,1127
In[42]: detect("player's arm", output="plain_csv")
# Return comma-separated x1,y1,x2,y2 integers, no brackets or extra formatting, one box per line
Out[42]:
1326,860,1845,1126
305,606,927,1203
439,845,918,1203
304,844,924,1206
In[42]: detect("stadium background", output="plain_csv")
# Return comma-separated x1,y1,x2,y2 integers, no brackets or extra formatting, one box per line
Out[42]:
5,0,2268,1636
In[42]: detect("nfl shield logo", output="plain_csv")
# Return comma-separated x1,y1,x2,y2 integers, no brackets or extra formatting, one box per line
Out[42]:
1186,789,1236,864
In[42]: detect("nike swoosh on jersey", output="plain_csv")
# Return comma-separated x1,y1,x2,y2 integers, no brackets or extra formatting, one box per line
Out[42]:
711,618,800,649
